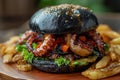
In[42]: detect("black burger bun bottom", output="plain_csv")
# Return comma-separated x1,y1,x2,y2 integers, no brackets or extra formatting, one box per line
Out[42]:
32,59,91,73
28,4,102,73
29,4,98,34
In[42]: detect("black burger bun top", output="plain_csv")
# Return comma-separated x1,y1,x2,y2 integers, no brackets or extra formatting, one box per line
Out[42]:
29,4,98,34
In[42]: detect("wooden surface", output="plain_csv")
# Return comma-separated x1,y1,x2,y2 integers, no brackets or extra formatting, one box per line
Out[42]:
0,57,120,80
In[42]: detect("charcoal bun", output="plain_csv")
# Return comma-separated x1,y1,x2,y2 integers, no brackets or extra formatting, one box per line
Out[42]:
32,58,91,73
29,4,98,34
29,4,100,73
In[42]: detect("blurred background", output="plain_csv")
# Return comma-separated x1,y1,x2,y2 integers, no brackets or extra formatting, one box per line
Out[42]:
0,0,120,42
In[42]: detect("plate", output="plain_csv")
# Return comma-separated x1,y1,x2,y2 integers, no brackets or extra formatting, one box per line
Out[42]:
0,13,120,80
0,56,120,80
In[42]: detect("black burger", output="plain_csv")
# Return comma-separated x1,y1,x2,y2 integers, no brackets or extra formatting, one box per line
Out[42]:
16,4,105,73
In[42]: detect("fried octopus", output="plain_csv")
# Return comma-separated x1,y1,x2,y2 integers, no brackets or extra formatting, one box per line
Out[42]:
18,30,105,58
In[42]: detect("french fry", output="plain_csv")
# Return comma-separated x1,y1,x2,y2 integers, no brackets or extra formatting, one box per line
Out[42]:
82,65,120,80
12,53,23,62
3,44,17,63
95,56,111,69
114,49,120,55
16,59,32,71
4,45,16,54
5,36,19,45
3,53,14,63
0,44,3,48
110,37,120,44
96,25,113,43
103,31,120,39
0,45,6,56
96,24,111,32
111,45,120,55
110,52,118,61
82,62,120,80
99,33,110,43
16,64,32,72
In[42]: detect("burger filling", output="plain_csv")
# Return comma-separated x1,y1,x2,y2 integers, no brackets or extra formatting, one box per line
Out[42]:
16,30,106,67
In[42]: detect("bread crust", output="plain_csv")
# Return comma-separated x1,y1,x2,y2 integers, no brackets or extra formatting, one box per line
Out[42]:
29,4,98,34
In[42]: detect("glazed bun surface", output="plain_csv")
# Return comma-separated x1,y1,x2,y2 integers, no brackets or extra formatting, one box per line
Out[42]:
29,4,98,34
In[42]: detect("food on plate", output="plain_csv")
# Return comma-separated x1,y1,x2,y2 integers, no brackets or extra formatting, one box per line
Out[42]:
1,4,106,73
95,56,110,69
0,36,19,63
0,36,32,71
82,24,120,79
1,4,120,79
19,4,106,73
96,24,120,42
82,62,120,80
